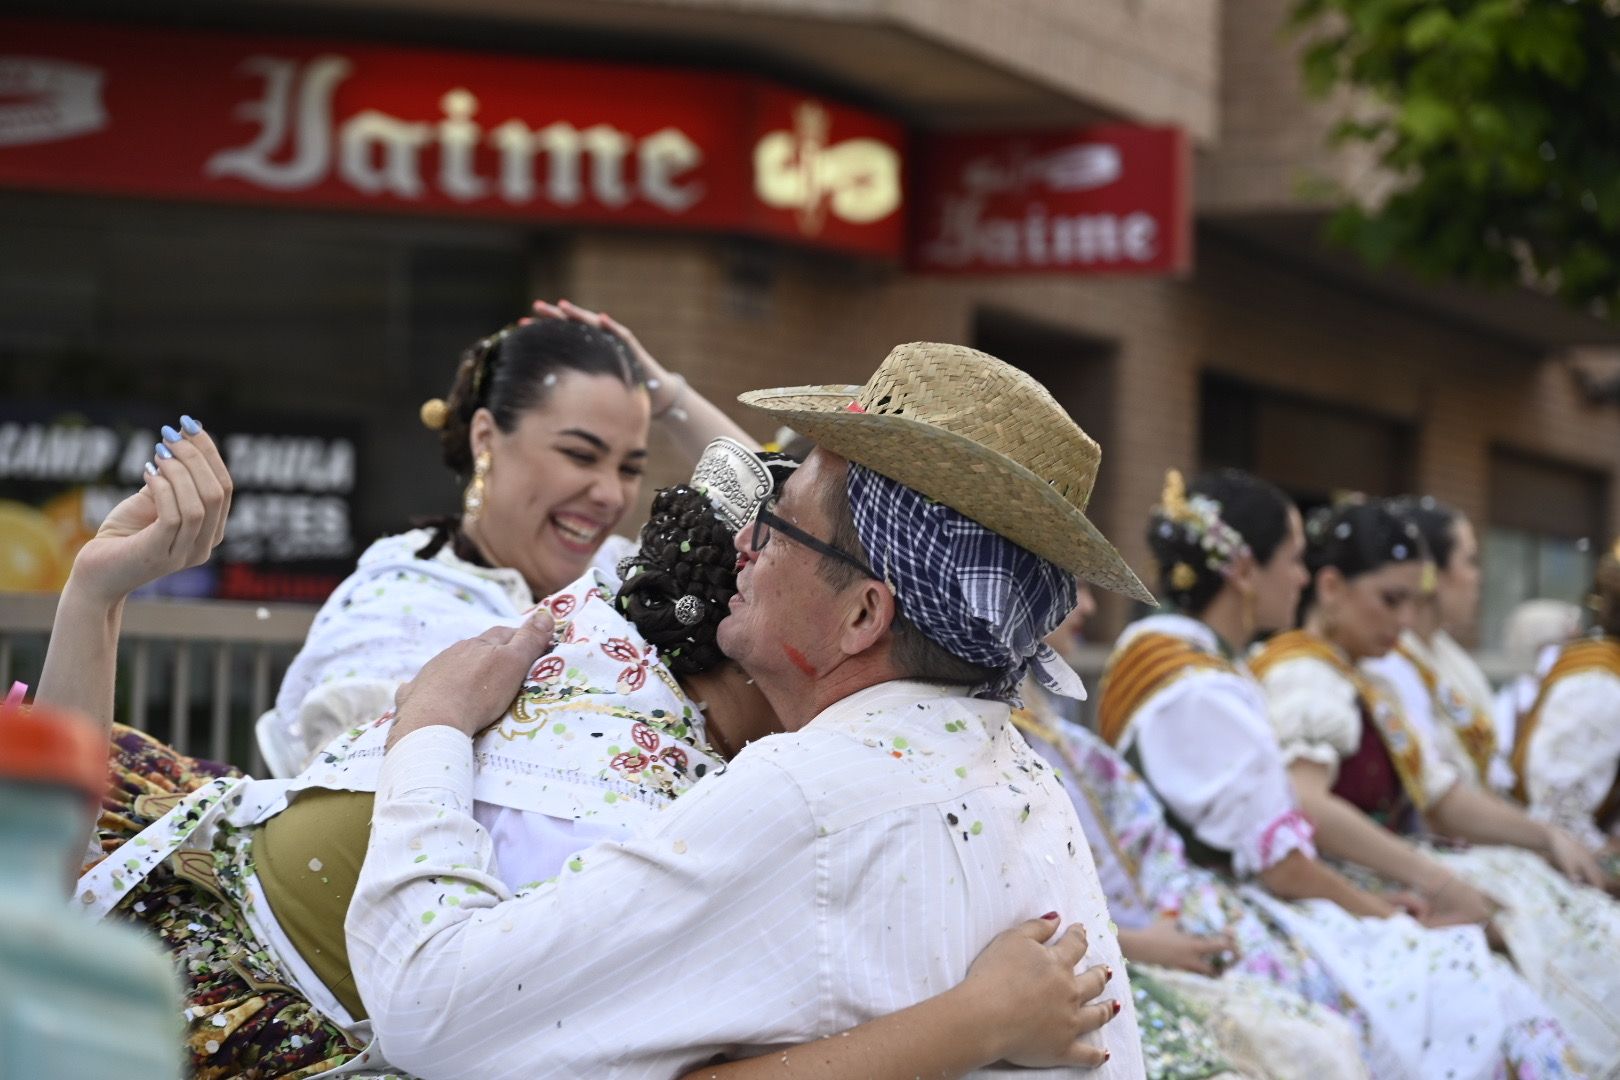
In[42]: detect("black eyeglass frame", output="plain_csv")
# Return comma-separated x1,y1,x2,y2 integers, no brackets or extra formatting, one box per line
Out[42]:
750,493,880,581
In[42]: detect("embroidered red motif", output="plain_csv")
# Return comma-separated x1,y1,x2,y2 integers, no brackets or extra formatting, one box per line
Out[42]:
632,722,660,752
610,751,650,773
659,746,689,771
530,655,565,682
548,594,577,619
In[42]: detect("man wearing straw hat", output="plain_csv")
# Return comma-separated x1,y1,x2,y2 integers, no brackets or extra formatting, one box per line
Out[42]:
349,343,1149,1077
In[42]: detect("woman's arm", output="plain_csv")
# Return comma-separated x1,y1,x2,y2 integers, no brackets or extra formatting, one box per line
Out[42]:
679,917,1118,1079
1288,760,1493,926
533,300,759,458
1425,782,1606,888
1258,848,1399,918
35,423,232,737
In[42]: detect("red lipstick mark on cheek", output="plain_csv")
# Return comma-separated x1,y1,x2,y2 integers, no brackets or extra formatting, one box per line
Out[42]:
781,643,818,678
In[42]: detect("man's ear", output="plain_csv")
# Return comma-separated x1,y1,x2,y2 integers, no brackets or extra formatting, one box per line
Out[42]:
838,579,899,658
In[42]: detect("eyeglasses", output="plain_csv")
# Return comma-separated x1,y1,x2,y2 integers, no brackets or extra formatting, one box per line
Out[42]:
750,493,880,581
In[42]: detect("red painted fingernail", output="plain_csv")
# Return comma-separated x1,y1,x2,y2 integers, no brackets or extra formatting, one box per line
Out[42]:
1104,1051,1111,1062
1111,1000,1121,1016
1041,911,1059,920
1104,966,1113,981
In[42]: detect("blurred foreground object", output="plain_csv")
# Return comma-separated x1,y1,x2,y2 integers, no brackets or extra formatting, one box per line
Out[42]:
0,702,181,1080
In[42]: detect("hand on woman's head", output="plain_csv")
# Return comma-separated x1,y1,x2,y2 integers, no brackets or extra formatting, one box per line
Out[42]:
69,418,233,606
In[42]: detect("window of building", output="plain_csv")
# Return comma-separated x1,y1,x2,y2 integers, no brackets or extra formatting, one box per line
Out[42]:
1200,373,1416,510
1481,450,1606,649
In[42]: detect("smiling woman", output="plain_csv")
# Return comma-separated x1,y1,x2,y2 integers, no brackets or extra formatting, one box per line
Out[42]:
262,302,756,775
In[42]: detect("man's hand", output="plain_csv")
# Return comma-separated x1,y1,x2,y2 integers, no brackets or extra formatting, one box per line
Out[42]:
387,610,557,750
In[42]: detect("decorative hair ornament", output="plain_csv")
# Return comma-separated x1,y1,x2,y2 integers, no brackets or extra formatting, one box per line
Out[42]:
673,594,706,626
420,398,450,431
689,437,777,532
1158,469,1253,581
1420,561,1439,594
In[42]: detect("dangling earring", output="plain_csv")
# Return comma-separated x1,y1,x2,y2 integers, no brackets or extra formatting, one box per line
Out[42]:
1240,586,1258,643
464,450,491,524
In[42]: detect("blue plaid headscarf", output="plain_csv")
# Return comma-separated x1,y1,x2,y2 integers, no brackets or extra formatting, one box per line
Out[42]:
846,464,1085,705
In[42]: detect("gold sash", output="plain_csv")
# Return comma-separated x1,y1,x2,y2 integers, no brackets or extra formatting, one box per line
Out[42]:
1394,642,1498,782
1096,631,1233,748
1251,630,1434,811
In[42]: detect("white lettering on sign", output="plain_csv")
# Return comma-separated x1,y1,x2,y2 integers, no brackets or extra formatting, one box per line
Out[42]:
223,434,355,493
0,422,120,481
0,57,108,148
754,101,900,235
205,55,705,212
924,200,1159,269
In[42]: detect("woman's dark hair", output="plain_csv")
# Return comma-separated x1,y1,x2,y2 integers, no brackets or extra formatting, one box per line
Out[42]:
616,455,797,677
1300,500,1428,615
1384,495,1462,571
437,319,643,479
1146,468,1293,615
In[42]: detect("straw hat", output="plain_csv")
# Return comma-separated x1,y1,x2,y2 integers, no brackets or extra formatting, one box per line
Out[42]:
738,342,1154,603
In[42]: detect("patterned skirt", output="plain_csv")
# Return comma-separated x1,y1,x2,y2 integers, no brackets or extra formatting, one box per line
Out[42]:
93,725,362,1080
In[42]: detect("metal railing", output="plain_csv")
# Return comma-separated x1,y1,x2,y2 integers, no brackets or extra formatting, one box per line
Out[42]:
1,592,1531,773
0,592,315,774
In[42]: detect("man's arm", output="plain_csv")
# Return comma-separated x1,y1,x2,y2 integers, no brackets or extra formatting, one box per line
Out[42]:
349,721,826,1077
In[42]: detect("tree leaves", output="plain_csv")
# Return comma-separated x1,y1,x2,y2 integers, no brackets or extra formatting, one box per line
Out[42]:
1291,0,1620,318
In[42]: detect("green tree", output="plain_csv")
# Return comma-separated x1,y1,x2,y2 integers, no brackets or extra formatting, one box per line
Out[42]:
1292,0,1620,317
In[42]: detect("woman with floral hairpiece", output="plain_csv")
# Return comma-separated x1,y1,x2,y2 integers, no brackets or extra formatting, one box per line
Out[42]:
1065,468,1583,1080
263,301,759,776
1253,498,1620,1075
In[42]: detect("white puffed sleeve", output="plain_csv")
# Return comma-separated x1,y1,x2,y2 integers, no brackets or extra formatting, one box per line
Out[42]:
1258,656,1363,778
1130,670,1316,878
1526,670,1620,852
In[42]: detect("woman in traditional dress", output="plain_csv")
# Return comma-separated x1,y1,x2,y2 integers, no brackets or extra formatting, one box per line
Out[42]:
264,302,759,774
52,435,1123,1079
1080,469,1583,1080
1511,541,1620,871
1253,499,1620,1074
1362,497,1512,791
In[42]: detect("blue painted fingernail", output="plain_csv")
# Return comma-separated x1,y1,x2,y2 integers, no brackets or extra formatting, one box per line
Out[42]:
144,461,158,477
155,443,173,460
180,415,202,436
161,425,181,442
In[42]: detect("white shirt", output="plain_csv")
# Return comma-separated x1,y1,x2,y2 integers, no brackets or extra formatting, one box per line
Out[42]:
1259,650,1459,809
1112,615,1315,878
1525,667,1620,852
348,680,1145,1079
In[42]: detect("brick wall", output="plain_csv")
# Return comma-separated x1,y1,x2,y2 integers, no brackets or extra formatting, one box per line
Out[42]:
563,227,1620,640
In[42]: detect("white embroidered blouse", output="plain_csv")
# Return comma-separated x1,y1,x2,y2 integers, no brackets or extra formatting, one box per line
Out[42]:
1109,614,1315,878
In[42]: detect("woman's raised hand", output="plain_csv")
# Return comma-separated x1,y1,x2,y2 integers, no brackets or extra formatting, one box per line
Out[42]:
961,914,1119,1069
69,417,232,607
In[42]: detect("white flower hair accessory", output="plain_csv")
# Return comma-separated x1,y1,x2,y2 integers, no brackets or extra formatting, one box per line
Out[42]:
1159,469,1253,581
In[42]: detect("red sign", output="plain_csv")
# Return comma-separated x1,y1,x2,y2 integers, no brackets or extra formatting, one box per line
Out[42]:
909,126,1191,275
0,18,905,258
